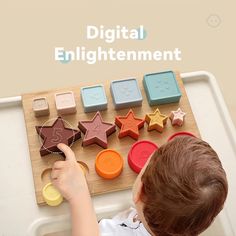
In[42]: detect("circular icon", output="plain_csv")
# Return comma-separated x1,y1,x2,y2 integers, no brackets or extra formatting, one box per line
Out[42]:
207,14,221,28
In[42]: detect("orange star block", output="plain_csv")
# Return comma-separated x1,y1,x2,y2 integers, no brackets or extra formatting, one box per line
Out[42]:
115,109,145,140
145,108,168,133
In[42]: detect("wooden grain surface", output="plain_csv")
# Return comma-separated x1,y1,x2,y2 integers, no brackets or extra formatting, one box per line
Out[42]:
22,72,200,205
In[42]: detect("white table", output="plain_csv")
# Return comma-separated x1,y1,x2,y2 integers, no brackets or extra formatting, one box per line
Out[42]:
0,71,235,236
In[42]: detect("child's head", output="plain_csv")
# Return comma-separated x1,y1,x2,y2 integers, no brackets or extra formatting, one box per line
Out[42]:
132,136,228,236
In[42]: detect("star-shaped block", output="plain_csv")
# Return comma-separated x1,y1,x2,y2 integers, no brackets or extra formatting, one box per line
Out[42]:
36,117,81,156
78,112,116,149
115,109,145,140
169,108,186,126
145,108,168,132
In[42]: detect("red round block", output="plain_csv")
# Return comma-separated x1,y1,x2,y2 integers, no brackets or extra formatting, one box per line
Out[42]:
128,140,158,174
167,131,196,142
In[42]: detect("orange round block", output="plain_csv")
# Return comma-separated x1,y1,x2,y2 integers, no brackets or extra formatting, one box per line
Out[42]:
95,149,123,179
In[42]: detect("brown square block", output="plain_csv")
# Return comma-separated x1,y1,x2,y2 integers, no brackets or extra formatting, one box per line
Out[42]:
32,97,49,117
55,91,77,115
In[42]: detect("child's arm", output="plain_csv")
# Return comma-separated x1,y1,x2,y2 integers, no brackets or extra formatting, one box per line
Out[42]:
51,143,99,236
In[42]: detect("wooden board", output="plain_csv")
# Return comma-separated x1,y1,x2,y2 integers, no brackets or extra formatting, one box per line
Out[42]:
22,72,200,205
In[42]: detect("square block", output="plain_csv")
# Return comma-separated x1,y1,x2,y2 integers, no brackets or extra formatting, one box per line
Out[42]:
81,85,108,113
55,91,77,115
32,97,49,117
110,78,143,110
143,71,182,105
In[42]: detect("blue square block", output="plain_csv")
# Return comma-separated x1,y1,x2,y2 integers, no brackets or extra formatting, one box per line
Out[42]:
110,78,143,110
81,85,108,112
143,71,182,105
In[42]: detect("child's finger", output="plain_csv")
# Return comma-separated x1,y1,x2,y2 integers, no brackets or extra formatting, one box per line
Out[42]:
57,143,76,162
51,177,60,188
51,169,61,180
53,161,65,170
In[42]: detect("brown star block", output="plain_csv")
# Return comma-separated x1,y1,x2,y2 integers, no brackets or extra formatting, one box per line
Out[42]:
115,109,145,140
78,112,116,149
36,117,81,156
145,108,168,133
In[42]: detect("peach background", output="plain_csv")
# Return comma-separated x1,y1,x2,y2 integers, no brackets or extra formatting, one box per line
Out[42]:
1,1,235,126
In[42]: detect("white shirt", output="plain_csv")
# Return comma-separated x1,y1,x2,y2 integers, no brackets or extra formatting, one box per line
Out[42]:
99,207,151,236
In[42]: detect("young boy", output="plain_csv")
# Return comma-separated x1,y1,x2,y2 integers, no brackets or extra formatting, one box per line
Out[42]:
51,136,228,236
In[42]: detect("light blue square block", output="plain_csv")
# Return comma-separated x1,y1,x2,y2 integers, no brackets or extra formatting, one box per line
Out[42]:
143,71,182,105
110,78,143,110
81,85,108,112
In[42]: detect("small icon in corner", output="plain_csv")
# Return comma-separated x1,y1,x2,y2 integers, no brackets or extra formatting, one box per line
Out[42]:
207,14,221,28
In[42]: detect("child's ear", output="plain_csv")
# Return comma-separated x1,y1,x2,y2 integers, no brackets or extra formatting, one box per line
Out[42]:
134,181,143,204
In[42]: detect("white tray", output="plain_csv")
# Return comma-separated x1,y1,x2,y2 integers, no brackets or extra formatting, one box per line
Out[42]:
0,71,235,236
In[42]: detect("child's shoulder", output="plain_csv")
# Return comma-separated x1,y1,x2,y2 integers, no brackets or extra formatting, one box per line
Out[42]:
99,207,151,236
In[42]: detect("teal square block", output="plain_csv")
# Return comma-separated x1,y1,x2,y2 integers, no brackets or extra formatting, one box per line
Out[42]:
110,78,143,110
81,85,108,113
143,71,182,105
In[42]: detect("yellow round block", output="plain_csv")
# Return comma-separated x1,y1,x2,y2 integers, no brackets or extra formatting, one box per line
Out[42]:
42,182,63,206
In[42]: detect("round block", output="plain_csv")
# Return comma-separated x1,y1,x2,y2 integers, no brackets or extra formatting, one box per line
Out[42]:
42,182,63,206
95,149,123,179
128,140,158,173
168,131,196,142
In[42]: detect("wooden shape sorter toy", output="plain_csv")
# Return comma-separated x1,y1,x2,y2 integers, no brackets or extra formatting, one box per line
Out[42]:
22,71,201,205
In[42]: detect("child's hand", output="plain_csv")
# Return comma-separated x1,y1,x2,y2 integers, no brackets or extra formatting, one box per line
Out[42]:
51,143,88,204
52,144,99,236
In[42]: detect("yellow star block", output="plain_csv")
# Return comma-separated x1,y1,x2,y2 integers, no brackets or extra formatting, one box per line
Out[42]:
145,108,168,132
